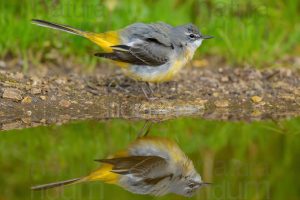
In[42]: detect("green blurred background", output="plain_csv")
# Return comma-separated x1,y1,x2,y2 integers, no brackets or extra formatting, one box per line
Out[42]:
0,0,299,67
1,0,300,200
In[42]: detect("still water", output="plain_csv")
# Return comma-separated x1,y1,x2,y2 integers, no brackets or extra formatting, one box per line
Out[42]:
1,118,299,200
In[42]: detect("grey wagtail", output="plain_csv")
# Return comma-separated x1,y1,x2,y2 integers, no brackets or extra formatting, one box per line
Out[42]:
32,19,213,83
31,136,210,197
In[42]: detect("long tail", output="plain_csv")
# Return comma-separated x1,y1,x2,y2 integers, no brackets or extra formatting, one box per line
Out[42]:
31,19,84,36
31,19,120,52
31,164,119,191
31,177,85,191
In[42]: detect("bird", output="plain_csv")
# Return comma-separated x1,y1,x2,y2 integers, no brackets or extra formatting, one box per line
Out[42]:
31,136,210,197
31,19,213,83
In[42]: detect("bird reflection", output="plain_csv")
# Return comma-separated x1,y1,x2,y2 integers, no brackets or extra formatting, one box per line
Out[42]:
32,134,210,197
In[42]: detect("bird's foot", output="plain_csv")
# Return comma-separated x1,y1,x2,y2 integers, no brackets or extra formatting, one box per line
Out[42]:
140,82,158,100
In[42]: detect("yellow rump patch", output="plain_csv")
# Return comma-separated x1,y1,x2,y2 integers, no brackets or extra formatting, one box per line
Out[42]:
83,31,120,52
86,150,129,184
84,31,129,68
86,164,119,184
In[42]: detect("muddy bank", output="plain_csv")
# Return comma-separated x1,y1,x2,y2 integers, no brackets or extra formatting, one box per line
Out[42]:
0,59,300,131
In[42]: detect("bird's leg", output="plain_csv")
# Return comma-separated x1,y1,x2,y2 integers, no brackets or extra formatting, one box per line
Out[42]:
146,82,154,96
106,79,117,94
137,121,153,138
141,85,151,99
136,121,148,138
106,81,112,94
143,121,153,137
139,82,157,100
155,82,162,94
115,84,130,93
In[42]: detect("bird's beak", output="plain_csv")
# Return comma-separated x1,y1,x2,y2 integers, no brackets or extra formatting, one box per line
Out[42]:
201,35,214,40
201,182,212,186
192,181,212,187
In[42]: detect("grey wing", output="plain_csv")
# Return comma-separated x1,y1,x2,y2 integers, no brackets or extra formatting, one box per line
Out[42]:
96,156,172,182
129,40,171,66
95,40,172,66
122,22,173,47
95,22,174,66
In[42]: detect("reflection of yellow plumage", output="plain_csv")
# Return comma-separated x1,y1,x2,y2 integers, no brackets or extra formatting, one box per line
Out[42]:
32,136,209,197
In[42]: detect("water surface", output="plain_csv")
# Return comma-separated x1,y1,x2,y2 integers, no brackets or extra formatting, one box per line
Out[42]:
1,118,299,200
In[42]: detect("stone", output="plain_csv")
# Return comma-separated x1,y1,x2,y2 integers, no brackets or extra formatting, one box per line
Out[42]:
0,60,6,68
2,121,22,130
40,96,46,100
50,96,57,101
21,118,31,124
21,96,32,104
31,87,42,95
221,76,229,82
2,88,22,101
279,94,295,100
26,110,32,116
251,96,263,103
59,99,71,108
214,100,229,108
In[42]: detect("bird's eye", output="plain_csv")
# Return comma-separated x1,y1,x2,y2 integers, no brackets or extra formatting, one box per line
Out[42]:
188,183,196,188
189,34,195,38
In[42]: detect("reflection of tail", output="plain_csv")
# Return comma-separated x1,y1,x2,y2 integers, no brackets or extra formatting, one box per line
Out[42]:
31,177,84,190
31,164,119,190
31,19,120,52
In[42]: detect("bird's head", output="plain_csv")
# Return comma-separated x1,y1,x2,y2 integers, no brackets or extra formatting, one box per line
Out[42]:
172,23,213,53
171,161,211,197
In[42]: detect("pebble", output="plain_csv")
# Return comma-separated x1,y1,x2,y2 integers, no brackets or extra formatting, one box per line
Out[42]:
294,88,300,96
295,97,300,105
31,87,42,95
59,99,71,108
251,96,263,103
21,118,31,124
21,96,32,104
12,72,24,80
26,110,32,116
212,92,219,97
71,100,78,104
2,121,22,130
251,110,262,117
214,100,229,108
30,76,41,86
221,76,229,82
2,88,23,101
55,78,67,85
50,96,57,101
0,60,6,68
59,114,71,121
280,94,295,100
40,96,47,100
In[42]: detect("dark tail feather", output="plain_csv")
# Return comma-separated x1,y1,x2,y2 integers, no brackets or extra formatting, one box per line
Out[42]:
31,177,83,190
94,52,120,60
31,19,84,36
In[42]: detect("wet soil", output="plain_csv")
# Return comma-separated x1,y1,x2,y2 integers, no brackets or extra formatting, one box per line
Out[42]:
0,57,300,131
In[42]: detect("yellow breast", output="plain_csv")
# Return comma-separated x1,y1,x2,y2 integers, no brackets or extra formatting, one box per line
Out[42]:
125,58,188,83
154,60,186,82
144,49,194,82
